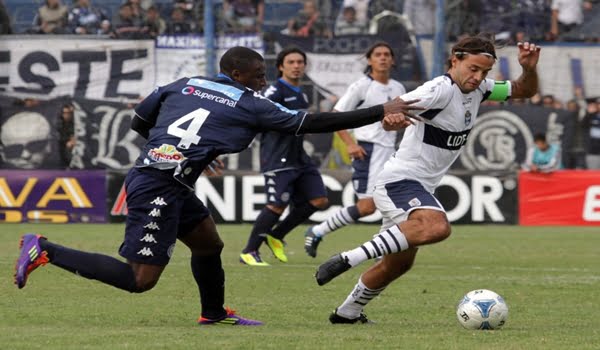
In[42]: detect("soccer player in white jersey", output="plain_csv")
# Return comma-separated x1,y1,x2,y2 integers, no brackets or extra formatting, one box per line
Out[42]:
315,34,541,324
304,42,407,258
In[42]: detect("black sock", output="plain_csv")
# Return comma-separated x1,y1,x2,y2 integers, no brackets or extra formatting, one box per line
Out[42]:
39,239,139,293
191,254,226,319
242,207,281,253
271,202,319,240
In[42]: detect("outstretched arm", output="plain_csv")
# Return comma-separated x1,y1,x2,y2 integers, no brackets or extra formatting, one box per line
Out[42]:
511,42,541,99
297,99,422,134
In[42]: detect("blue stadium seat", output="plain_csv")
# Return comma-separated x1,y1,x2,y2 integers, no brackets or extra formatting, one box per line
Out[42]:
11,4,39,34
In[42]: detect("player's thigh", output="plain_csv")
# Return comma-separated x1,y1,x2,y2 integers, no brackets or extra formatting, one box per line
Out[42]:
293,166,327,205
177,192,222,255
119,168,183,267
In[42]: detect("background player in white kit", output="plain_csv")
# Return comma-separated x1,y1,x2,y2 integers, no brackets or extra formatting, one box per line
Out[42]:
304,42,407,258
315,34,541,324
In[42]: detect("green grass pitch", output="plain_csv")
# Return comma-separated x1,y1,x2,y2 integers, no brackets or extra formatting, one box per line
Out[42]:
1,224,599,349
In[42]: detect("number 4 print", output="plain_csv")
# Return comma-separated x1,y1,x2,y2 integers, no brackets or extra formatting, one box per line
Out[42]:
167,108,210,149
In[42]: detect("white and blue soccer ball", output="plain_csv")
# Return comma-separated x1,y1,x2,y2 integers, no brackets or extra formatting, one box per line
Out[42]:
456,289,508,330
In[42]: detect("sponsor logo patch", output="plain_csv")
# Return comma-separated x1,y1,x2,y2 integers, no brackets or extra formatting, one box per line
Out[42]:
408,198,422,207
148,144,186,163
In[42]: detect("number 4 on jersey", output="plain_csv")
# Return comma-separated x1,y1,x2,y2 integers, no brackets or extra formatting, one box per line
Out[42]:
167,108,210,149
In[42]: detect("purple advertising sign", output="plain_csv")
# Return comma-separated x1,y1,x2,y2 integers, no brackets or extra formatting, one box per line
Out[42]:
0,170,106,223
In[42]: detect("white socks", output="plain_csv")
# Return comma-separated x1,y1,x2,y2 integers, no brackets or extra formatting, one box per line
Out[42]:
341,225,409,267
336,277,386,319
312,206,359,237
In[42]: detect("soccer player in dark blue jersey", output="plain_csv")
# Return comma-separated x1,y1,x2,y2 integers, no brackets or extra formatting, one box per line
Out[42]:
240,47,327,266
14,46,420,326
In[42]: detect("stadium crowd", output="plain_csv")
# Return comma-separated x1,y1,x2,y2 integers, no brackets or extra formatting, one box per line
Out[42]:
1,0,599,41
0,0,599,170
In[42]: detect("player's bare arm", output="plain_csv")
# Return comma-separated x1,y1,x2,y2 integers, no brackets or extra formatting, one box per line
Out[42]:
510,42,541,99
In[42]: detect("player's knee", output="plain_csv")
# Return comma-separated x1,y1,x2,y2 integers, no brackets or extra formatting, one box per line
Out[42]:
310,197,329,209
357,198,376,215
430,221,451,242
132,275,159,293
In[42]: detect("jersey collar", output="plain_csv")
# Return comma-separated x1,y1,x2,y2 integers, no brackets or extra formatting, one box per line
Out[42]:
217,73,234,81
278,78,301,93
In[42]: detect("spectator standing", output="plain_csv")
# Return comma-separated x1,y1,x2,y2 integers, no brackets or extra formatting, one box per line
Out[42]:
68,0,110,35
126,0,145,25
339,0,370,28
287,0,332,38
522,133,563,173
582,98,600,169
223,0,264,33
334,6,367,35
35,0,69,34
550,0,589,39
403,0,435,35
165,7,195,34
112,3,145,38
143,4,166,37
58,103,75,168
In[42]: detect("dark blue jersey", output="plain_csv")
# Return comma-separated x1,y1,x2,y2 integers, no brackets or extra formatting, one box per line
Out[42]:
260,78,313,172
134,75,307,189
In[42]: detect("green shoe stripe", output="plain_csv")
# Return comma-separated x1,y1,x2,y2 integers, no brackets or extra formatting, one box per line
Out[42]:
28,247,38,261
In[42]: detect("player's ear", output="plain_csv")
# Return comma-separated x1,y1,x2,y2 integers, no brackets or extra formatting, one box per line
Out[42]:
450,55,459,69
230,69,242,82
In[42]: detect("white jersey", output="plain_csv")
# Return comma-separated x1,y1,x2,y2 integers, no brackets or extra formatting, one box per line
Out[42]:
376,75,511,192
335,75,407,148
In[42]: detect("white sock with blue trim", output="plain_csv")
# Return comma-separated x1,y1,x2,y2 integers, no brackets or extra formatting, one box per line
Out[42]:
341,225,409,267
336,277,386,319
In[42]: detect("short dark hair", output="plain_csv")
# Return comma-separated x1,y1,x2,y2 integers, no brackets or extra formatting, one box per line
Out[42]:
534,133,546,143
219,46,264,76
447,33,497,68
364,41,395,74
276,47,306,77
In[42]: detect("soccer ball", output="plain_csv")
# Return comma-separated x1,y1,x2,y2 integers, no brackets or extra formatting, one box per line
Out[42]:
456,289,508,330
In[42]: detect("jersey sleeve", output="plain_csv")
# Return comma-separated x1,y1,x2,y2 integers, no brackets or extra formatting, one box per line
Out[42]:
253,92,306,134
334,79,366,112
135,79,181,125
401,77,453,119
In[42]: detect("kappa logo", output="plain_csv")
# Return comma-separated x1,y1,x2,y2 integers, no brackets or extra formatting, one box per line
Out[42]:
140,233,158,243
150,197,167,206
149,208,161,217
144,222,160,230
137,247,154,256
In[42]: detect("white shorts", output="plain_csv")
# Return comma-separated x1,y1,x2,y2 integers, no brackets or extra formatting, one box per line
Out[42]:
352,141,395,198
373,179,445,231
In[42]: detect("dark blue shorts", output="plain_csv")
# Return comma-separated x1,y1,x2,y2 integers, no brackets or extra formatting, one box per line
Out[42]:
119,167,210,266
263,166,327,207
